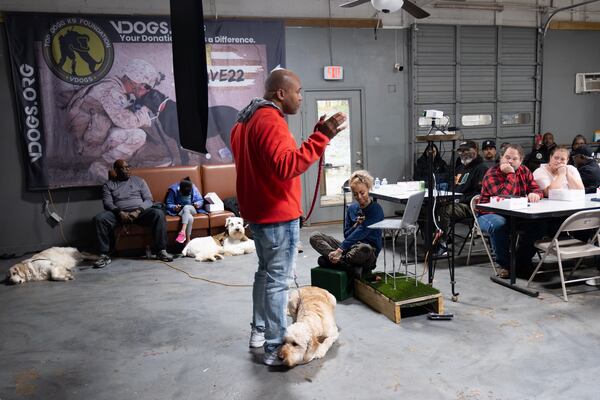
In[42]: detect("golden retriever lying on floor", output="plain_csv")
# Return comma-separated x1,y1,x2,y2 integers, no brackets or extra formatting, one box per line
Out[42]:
279,286,339,368
6,247,97,284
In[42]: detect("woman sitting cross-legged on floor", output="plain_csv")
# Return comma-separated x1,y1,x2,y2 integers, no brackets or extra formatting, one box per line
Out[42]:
165,178,207,244
310,170,384,282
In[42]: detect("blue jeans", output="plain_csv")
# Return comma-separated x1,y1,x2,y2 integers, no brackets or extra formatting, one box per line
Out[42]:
477,213,510,268
250,219,299,353
477,213,543,269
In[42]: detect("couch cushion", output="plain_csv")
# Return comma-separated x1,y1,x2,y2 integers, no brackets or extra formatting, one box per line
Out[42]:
165,214,209,231
132,165,202,203
201,164,236,199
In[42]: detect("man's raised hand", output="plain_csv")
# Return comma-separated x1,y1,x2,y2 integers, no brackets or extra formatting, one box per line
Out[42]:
316,112,348,140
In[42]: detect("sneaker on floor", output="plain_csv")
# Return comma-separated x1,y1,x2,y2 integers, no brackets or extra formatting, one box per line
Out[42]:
93,254,111,269
157,250,174,262
175,231,186,244
249,326,265,348
263,348,284,366
585,278,600,286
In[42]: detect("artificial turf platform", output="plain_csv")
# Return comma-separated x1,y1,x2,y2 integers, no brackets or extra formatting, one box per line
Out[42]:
364,272,440,304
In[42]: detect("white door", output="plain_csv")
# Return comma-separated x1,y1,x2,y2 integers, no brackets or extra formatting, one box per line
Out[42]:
301,90,364,224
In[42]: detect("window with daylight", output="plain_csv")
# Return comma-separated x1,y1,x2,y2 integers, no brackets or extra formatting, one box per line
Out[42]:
461,114,493,127
501,112,532,125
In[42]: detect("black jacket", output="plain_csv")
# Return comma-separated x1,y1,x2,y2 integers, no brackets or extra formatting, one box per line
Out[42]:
454,155,488,204
413,144,449,186
577,159,600,194
525,144,555,172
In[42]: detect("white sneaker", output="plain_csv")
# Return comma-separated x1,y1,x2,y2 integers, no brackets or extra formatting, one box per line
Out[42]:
585,278,600,286
249,327,265,348
263,349,284,366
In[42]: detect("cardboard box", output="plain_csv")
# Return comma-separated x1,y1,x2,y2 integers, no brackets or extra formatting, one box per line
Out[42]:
549,189,585,202
489,196,529,210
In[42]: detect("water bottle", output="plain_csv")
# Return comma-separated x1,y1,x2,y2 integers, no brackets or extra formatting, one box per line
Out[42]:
374,177,381,189
381,178,388,186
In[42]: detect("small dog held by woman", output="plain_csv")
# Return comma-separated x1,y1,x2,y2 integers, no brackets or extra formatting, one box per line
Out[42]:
6,247,96,284
278,286,339,368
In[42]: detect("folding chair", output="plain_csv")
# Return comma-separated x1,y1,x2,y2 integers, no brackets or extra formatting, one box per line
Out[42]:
466,195,498,275
368,191,425,288
527,209,600,302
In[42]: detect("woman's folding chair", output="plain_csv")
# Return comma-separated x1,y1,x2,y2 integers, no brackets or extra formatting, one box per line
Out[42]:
526,209,600,302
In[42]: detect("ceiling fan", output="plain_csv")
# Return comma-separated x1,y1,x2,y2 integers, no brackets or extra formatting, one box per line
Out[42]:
340,0,430,19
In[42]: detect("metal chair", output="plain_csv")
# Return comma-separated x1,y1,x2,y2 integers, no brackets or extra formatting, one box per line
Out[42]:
526,209,600,302
467,195,498,275
368,191,425,288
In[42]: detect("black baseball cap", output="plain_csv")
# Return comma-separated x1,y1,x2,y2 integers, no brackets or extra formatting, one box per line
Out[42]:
482,140,496,149
572,145,593,158
458,140,477,151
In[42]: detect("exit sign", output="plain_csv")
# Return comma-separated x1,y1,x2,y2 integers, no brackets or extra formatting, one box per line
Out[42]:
324,66,344,81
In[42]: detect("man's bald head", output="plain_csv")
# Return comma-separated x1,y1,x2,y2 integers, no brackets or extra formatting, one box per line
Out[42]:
265,69,299,94
263,69,302,115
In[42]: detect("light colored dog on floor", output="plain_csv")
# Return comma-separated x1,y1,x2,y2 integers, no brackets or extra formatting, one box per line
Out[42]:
6,247,97,284
181,237,225,262
279,286,339,368
222,217,255,256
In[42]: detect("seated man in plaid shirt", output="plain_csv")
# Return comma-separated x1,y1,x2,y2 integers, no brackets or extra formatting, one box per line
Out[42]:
477,144,544,279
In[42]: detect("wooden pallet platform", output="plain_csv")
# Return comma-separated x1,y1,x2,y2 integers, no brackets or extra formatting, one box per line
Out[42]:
354,279,444,324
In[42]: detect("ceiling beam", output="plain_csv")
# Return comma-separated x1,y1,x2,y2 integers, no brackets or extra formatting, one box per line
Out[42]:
549,20,600,30
204,15,379,28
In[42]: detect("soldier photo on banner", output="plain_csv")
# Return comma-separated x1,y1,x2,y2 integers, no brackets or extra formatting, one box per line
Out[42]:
6,14,285,189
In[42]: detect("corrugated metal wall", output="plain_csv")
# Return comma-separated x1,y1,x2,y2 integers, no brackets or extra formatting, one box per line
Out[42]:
410,25,540,159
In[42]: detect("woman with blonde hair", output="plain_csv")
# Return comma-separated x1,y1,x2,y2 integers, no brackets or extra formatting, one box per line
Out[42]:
309,170,384,283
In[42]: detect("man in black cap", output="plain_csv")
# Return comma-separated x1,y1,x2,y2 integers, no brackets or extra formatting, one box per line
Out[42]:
572,145,600,193
481,139,497,169
437,140,488,254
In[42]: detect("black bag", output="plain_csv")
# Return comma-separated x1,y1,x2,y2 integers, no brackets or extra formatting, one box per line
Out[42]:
223,197,240,217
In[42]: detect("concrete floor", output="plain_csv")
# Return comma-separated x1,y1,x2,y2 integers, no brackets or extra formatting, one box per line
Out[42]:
1,223,600,400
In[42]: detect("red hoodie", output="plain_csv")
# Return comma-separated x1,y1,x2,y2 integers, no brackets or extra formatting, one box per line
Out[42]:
230,107,330,224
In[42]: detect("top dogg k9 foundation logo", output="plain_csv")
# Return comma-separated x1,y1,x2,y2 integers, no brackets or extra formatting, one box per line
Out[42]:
42,18,114,84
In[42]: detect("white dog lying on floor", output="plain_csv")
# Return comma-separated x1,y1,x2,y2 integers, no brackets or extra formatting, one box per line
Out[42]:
279,286,339,368
222,217,255,256
181,237,224,262
6,247,97,284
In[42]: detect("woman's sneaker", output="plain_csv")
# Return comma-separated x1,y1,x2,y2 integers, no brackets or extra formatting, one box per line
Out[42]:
175,231,186,244
249,326,265,348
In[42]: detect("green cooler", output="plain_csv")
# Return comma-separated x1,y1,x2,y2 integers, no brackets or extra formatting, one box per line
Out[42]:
310,267,352,301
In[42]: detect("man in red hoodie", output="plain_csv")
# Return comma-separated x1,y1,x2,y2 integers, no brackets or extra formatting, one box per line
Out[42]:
230,68,346,366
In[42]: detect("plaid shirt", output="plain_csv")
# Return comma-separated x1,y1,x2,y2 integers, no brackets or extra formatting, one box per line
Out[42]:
479,164,544,208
